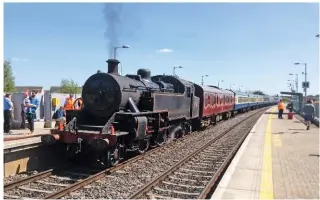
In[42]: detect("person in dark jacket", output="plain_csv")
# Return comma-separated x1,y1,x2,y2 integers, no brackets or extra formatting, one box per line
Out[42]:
21,92,31,129
287,101,293,112
303,100,315,130
53,106,66,128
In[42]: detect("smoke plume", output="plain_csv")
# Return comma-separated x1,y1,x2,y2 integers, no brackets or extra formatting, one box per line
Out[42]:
103,3,123,58
103,3,141,58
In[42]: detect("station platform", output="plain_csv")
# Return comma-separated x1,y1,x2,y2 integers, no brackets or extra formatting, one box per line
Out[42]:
4,128,52,154
4,128,52,141
211,106,319,199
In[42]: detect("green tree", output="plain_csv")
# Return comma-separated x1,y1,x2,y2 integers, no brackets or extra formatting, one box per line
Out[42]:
252,90,265,95
4,60,16,92
60,79,82,94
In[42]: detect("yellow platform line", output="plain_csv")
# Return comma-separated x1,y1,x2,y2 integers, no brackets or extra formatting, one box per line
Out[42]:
259,107,276,199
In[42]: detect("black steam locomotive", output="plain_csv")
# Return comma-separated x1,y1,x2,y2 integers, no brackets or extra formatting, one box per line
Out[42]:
43,59,200,166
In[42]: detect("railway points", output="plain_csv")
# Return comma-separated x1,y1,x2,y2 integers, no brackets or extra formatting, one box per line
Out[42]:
211,106,319,199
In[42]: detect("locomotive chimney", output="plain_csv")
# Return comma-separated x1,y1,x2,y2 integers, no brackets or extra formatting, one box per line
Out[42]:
106,59,120,74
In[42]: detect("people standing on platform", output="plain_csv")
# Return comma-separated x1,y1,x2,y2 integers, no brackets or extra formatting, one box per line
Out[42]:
20,91,32,129
26,91,39,134
303,99,315,130
278,99,285,119
4,93,13,134
287,101,293,113
64,94,75,111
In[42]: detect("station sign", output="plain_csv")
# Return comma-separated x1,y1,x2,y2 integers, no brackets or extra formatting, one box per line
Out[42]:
302,81,310,89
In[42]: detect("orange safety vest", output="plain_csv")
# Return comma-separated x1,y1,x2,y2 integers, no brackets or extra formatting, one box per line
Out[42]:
64,98,75,110
278,102,284,110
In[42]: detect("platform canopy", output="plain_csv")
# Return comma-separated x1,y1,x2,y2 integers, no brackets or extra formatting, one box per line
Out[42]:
280,91,303,112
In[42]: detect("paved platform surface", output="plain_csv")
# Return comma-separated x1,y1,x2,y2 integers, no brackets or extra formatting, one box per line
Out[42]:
3,128,52,153
211,106,319,199
4,128,51,141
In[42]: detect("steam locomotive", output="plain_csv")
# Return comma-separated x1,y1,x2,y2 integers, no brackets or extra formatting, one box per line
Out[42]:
42,59,278,167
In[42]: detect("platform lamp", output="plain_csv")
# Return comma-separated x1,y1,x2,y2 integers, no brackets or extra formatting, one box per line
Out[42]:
173,66,183,77
113,45,130,75
289,73,298,92
294,62,307,98
218,80,224,88
201,75,209,85
230,84,236,90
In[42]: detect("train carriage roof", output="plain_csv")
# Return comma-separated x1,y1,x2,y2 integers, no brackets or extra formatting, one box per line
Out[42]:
194,84,234,95
234,91,249,97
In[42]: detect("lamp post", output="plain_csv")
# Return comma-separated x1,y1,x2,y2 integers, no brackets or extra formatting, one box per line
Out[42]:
201,75,209,85
173,66,183,77
287,80,294,92
294,62,307,98
289,73,298,92
113,45,129,75
218,80,224,88
230,84,236,90
114,45,130,59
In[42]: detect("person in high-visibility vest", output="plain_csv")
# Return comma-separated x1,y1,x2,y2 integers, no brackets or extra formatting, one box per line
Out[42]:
64,94,75,111
278,99,285,119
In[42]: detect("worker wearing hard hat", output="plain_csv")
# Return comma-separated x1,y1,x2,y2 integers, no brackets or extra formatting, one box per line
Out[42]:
64,94,75,111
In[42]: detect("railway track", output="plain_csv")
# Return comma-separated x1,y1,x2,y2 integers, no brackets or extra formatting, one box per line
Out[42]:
130,108,264,199
3,107,268,199
4,166,101,199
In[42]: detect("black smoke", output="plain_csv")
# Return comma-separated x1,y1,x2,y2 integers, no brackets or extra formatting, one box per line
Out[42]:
103,3,123,58
103,3,141,58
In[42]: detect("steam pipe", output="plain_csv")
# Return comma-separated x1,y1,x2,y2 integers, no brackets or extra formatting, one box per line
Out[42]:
128,97,140,113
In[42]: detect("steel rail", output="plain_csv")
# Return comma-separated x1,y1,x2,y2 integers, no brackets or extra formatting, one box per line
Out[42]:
43,136,176,199
129,109,266,199
44,109,266,199
4,169,55,191
4,108,267,199
198,112,259,199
